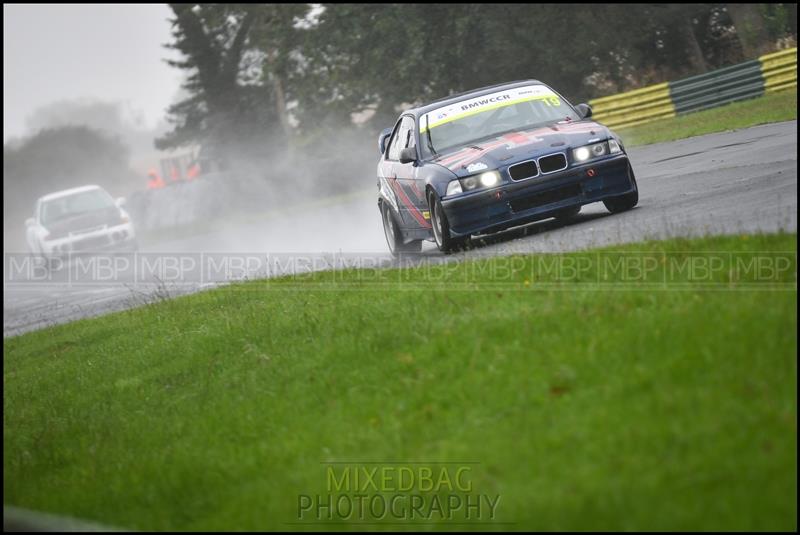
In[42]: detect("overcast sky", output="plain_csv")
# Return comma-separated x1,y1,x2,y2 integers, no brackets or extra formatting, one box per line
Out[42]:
3,4,181,142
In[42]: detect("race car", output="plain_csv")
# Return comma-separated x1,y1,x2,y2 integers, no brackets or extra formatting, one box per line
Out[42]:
25,185,138,263
376,80,639,255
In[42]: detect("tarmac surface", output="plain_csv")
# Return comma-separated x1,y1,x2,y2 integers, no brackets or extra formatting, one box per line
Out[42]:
4,121,797,337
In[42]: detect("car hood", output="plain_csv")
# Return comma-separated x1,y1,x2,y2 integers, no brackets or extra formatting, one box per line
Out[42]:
430,120,612,178
44,207,123,239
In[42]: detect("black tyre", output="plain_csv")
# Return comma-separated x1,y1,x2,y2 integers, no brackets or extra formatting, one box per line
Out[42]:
381,202,422,256
30,242,57,271
429,192,468,253
603,164,639,213
554,205,581,222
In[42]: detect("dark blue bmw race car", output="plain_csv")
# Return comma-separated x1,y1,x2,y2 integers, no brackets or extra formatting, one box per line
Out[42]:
376,80,639,255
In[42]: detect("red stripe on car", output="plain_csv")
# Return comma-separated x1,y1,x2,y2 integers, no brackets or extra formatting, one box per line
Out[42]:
392,179,431,228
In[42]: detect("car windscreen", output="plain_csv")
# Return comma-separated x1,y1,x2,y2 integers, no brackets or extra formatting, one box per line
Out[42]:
41,189,116,226
419,84,579,156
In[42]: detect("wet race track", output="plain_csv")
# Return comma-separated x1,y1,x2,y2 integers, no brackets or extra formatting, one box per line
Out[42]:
4,121,797,336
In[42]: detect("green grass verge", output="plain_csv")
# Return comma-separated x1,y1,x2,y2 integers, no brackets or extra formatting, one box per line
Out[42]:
4,233,797,531
619,90,797,146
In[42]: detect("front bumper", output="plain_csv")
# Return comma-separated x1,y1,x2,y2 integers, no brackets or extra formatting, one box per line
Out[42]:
442,154,635,236
41,223,137,257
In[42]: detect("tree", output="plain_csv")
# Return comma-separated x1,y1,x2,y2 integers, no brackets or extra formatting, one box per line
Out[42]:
728,3,770,58
156,4,287,166
248,4,309,140
293,4,609,130
672,4,711,73
158,3,796,155
24,98,169,170
290,4,736,129
4,126,137,232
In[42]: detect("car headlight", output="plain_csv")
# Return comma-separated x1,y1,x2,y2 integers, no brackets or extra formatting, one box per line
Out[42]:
446,170,501,196
446,180,463,196
479,171,500,187
573,140,621,163
574,146,591,161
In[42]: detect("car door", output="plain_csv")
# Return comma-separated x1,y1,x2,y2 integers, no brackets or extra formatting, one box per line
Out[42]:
385,115,431,230
378,117,403,212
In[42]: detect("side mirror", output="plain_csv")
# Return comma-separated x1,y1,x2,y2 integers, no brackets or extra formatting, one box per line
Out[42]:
399,147,417,164
378,128,393,155
576,103,593,119
25,217,35,227
115,197,127,208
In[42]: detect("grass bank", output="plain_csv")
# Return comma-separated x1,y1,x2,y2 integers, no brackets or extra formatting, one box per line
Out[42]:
4,233,797,530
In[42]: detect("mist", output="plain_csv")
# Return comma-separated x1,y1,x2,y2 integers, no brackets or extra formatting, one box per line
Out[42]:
124,125,390,254
3,97,394,257
6,3,795,258
3,101,390,255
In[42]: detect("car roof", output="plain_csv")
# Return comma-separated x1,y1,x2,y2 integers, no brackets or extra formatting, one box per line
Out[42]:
38,185,105,203
405,79,545,118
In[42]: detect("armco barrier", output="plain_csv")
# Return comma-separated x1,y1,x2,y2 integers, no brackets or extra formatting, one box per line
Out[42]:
669,59,764,115
589,82,675,130
589,47,796,129
761,47,798,92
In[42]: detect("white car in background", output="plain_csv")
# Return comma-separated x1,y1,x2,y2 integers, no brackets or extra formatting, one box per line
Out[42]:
25,185,138,262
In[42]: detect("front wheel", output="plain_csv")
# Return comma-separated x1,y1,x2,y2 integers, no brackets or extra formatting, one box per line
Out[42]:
27,239,48,267
382,203,421,257
603,164,639,213
429,192,467,253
